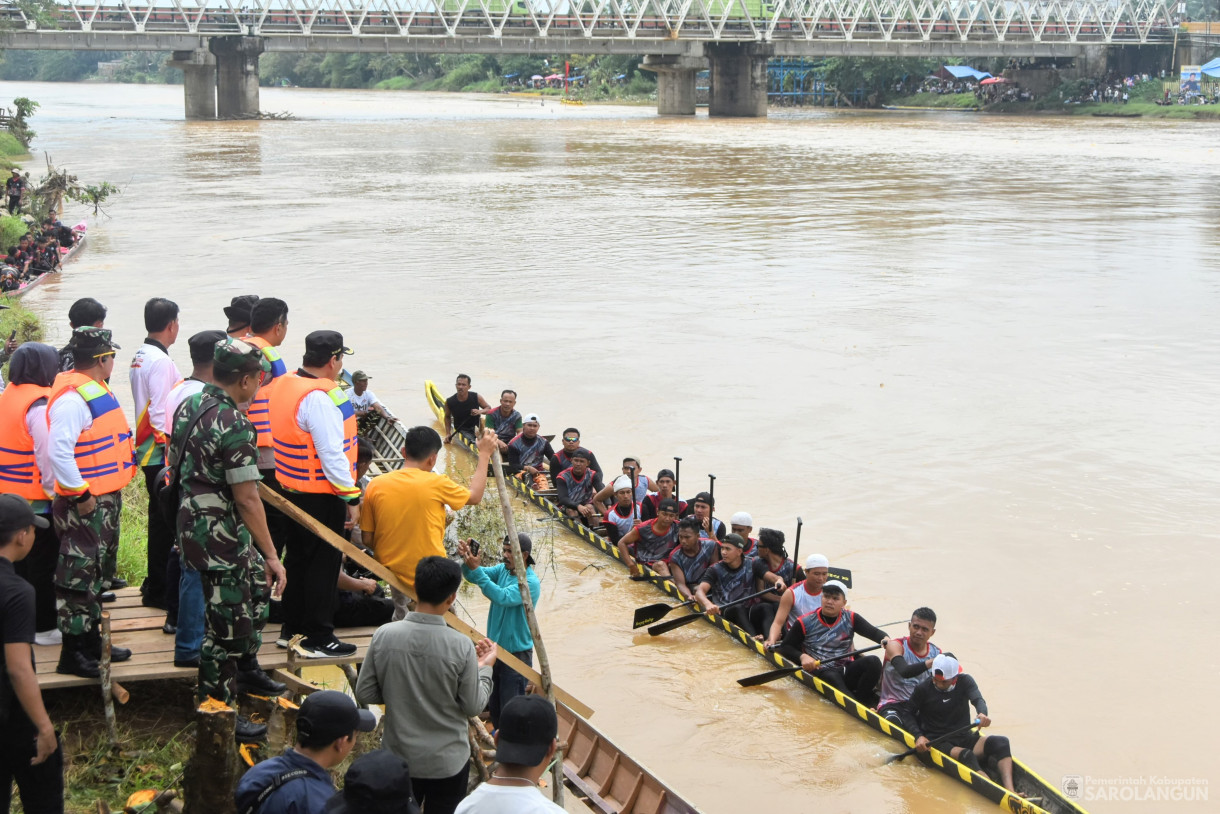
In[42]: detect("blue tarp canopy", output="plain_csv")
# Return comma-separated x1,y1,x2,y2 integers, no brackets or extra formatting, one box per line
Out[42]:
503,73,519,78
934,65,992,81
1201,58,1220,77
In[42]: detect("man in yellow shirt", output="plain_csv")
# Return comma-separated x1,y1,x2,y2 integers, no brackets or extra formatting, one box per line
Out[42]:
362,426,496,619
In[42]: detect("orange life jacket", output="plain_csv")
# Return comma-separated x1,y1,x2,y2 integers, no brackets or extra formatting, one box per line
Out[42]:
246,335,288,449
0,382,51,501
47,371,136,496
269,372,357,497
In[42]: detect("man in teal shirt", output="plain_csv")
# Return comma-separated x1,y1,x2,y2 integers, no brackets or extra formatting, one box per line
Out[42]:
458,533,542,728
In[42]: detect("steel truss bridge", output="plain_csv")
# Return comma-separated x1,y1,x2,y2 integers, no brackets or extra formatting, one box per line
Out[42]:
0,1,1178,55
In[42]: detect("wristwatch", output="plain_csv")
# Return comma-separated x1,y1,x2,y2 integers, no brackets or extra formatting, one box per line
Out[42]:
72,491,93,505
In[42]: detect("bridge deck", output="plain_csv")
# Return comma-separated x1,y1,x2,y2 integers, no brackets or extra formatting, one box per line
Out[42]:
36,588,373,693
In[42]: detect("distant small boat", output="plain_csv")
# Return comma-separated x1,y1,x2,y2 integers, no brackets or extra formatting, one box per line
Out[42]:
6,230,88,299
561,98,585,106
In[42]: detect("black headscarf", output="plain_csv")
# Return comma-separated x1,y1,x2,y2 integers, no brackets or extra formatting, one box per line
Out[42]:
9,342,60,387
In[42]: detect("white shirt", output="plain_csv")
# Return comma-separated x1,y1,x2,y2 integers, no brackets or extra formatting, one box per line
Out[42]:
130,340,182,464
348,387,379,416
26,401,54,499
48,389,93,492
454,781,566,814
165,378,206,437
297,389,356,491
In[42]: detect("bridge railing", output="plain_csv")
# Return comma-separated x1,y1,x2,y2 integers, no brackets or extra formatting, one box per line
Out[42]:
0,0,1177,43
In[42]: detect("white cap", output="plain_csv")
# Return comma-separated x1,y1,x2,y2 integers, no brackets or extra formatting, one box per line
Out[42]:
612,475,633,493
822,579,848,596
729,511,753,526
804,554,829,570
931,654,961,679
523,413,540,423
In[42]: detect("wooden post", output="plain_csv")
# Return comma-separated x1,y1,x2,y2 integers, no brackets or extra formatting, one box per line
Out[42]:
183,699,238,814
484,425,564,805
256,483,593,719
99,612,119,747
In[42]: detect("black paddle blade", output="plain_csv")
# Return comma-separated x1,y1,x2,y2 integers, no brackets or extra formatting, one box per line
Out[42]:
829,567,853,588
632,603,677,629
884,750,913,765
647,611,706,636
737,666,801,687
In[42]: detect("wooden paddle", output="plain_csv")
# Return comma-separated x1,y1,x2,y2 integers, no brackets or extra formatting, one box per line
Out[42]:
792,516,803,570
632,595,695,628
707,473,716,538
884,719,980,765
737,643,886,687
673,456,681,503
647,585,780,636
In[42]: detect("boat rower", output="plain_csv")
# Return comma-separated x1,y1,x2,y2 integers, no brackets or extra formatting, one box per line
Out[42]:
907,654,1018,793
601,476,640,545
554,448,601,526
443,373,490,443
664,517,718,600
593,457,656,505
777,580,889,707
877,607,941,730
506,413,554,482
746,528,798,636
685,492,725,543
763,553,829,647
617,498,679,577
694,534,758,634
728,511,758,556
639,468,686,521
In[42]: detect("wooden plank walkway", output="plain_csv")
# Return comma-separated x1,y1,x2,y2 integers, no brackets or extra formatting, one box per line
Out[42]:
36,587,375,692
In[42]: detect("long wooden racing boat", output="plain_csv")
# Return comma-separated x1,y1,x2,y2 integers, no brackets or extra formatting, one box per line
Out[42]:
4,231,87,298
422,379,1087,814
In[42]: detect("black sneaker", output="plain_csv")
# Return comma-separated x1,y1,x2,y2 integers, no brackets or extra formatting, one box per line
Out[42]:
235,716,268,744
236,669,288,697
301,637,357,659
107,577,129,590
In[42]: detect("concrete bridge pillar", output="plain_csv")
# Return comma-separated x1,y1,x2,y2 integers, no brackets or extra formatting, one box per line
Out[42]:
167,49,216,120
209,36,265,119
641,55,705,115
706,43,773,118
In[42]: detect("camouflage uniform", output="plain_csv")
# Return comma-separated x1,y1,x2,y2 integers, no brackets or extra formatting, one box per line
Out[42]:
174,370,268,704
53,491,122,635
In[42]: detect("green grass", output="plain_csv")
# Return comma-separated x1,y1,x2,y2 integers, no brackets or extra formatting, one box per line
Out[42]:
117,478,150,585
0,296,44,381
886,92,980,109
0,130,29,157
0,213,31,252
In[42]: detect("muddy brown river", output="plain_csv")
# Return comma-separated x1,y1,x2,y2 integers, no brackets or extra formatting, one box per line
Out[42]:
10,80,1218,813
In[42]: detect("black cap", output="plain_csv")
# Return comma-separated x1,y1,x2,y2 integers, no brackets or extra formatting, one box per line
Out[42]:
657,497,680,514
0,494,49,535
223,294,259,326
323,750,420,814
495,695,557,766
503,532,535,566
297,690,376,745
187,329,228,364
569,447,591,462
692,491,714,508
657,468,676,481
305,330,354,358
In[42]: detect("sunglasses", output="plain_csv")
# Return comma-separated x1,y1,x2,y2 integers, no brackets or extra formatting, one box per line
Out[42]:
562,437,579,442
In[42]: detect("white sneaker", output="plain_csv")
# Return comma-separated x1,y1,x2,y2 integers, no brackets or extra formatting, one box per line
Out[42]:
35,629,62,646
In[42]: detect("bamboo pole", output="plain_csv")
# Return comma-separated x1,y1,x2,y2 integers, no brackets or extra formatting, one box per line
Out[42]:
99,612,119,747
483,426,564,805
256,483,593,719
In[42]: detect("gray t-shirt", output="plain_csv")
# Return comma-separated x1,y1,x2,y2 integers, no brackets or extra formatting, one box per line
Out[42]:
354,612,493,778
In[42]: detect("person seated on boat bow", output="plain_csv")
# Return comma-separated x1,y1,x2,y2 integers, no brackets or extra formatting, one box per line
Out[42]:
746,528,798,636
482,389,523,453
906,654,1018,793
506,414,555,486
664,516,718,600
695,534,764,635
877,607,941,731
729,511,758,556
549,428,604,490
443,373,490,444
684,492,726,542
348,370,397,436
554,448,601,526
617,497,680,577
777,580,889,707
601,475,639,544
764,553,829,647
639,469,686,521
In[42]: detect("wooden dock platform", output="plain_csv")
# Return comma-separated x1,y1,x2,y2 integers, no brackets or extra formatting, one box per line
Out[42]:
36,587,374,692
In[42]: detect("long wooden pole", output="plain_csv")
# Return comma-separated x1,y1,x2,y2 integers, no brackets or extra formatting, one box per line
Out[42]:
484,425,564,805
99,611,119,747
256,483,594,719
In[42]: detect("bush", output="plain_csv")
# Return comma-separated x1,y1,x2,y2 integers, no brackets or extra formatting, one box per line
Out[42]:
0,132,28,157
0,214,29,252
439,61,490,92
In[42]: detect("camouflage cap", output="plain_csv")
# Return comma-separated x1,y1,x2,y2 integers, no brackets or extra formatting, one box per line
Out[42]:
213,336,271,376
68,326,120,352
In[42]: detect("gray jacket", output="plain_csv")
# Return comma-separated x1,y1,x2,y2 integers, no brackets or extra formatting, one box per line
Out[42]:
355,612,493,779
